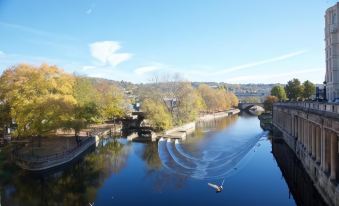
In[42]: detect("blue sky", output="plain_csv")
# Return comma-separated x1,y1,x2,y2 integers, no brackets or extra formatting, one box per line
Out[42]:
0,0,336,83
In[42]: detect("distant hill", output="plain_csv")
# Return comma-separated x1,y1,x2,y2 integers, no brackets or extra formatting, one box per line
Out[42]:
192,82,280,103
85,77,279,103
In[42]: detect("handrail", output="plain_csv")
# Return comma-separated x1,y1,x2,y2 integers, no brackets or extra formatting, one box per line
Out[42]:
14,137,95,166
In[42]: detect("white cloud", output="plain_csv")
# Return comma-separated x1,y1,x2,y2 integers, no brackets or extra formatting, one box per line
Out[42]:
134,65,161,75
89,41,132,67
216,50,308,75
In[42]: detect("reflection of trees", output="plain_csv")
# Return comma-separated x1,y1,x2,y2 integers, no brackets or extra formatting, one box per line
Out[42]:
196,115,238,132
186,115,238,144
1,140,130,206
142,143,162,170
141,143,189,192
146,169,189,193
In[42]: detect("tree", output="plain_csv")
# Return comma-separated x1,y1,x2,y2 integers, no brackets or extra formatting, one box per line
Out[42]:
175,83,205,125
228,92,239,107
0,102,11,138
285,78,303,100
93,81,127,120
302,80,316,99
0,64,76,138
141,99,172,131
271,85,287,100
241,97,260,103
197,84,238,112
197,84,219,112
263,96,278,111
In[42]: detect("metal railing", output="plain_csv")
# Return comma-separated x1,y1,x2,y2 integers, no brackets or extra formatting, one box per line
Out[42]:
14,137,95,170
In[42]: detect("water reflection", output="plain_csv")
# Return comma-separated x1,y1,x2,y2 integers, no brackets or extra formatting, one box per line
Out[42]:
1,140,130,206
0,115,328,206
141,143,162,170
272,139,327,206
157,115,266,180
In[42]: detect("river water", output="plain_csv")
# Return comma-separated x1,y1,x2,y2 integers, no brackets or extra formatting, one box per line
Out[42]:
0,113,327,206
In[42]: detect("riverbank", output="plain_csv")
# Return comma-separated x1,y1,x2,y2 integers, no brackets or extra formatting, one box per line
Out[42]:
162,109,240,140
13,127,114,172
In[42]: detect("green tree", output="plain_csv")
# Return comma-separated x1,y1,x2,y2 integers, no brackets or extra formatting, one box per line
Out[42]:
141,99,172,131
302,80,316,99
271,85,287,100
285,78,303,100
263,96,278,111
94,82,127,120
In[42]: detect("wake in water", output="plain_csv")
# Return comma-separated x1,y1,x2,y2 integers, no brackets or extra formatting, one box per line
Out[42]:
158,131,268,180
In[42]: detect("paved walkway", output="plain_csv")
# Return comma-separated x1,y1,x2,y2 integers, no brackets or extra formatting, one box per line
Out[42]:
17,136,88,158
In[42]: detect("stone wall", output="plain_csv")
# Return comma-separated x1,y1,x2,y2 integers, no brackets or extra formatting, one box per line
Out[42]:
273,102,339,206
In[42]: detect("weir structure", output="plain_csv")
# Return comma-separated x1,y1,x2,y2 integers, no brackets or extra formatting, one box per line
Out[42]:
272,101,339,206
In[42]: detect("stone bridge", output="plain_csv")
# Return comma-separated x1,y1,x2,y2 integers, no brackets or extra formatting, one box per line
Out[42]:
272,101,339,206
238,102,264,110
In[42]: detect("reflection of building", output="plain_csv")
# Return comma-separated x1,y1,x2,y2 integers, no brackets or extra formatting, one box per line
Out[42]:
325,3,339,101
272,140,327,206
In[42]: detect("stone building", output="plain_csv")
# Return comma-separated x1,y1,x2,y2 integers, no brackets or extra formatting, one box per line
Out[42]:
325,3,339,101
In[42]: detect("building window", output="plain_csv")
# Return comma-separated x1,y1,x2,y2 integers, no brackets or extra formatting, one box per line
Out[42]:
333,13,337,24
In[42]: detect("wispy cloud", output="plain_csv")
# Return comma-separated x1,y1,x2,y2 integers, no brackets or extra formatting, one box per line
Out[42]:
215,50,308,75
0,21,75,41
134,65,162,75
89,41,132,67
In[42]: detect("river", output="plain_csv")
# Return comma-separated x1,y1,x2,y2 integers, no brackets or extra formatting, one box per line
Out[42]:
0,113,327,206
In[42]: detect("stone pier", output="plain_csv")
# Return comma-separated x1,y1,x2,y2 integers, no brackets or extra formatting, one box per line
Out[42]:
273,102,339,206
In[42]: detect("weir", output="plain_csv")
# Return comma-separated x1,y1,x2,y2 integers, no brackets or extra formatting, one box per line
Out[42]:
158,129,266,180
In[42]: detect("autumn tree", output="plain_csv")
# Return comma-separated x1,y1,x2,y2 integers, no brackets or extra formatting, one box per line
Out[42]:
0,102,11,138
141,99,172,131
271,85,287,100
174,83,205,125
0,64,76,139
94,82,127,120
263,96,278,111
197,84,238,112
197,84,219,112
